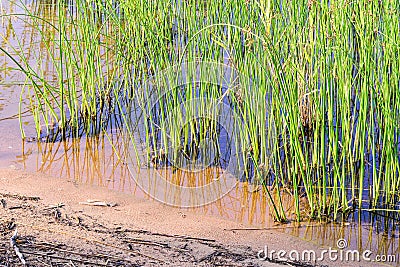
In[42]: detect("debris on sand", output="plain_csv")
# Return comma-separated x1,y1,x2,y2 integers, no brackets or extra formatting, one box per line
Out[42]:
79,199,118,207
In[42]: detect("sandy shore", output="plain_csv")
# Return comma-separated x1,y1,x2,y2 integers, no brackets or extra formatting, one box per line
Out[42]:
0,168,384,266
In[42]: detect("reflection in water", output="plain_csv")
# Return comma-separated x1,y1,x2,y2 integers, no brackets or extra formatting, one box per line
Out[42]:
24,131,270,224
289,221,399,264
19,133,399,265
0,0,60,130
27,132,136,192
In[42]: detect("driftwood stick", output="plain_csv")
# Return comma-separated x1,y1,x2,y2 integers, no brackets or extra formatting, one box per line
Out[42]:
10,229,26,266
27,242,134,263
123,229,216,242
155,233,216,242
21,250,109,266
42,203,65,210
124,237,190,253
124,237,169,248
0,192,40,201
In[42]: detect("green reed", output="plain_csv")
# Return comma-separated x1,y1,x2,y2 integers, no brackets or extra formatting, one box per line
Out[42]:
4,0,399,222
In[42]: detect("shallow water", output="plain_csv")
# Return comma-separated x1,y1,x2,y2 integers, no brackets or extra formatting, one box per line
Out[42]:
0,0,399,265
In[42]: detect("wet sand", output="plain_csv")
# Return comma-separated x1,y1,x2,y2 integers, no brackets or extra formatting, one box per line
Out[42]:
0,168,386,266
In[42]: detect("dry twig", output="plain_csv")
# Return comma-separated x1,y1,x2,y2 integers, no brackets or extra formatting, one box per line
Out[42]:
10,229,26,266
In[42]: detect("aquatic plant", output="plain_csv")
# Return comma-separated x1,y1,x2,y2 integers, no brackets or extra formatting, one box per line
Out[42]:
3,0,399,222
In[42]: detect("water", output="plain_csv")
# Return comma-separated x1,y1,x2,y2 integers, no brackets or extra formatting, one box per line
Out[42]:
0,0,399,265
